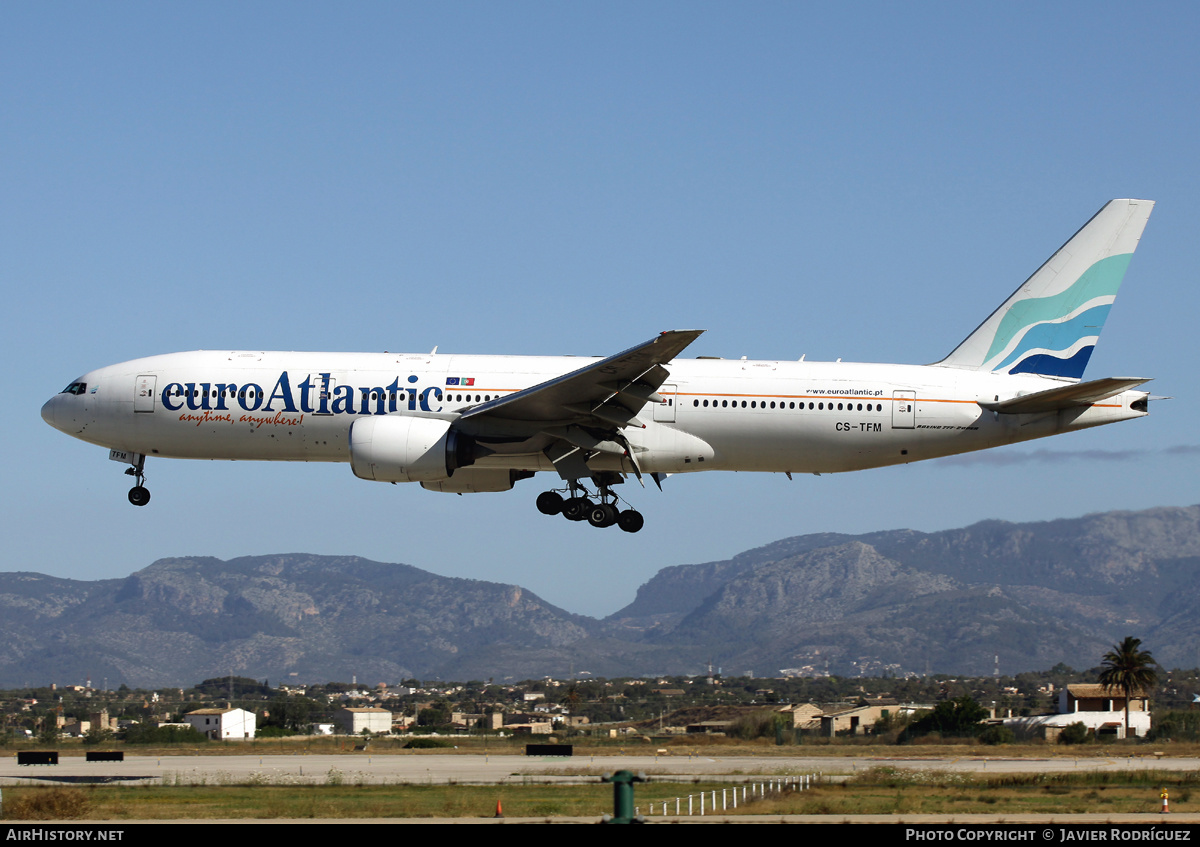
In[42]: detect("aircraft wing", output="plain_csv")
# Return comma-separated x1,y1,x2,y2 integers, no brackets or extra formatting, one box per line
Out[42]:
460,330,704,429
456,329,704,482
979,377,1151,415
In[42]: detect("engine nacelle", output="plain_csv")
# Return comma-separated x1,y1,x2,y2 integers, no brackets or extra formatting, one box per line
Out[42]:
349,416,475,483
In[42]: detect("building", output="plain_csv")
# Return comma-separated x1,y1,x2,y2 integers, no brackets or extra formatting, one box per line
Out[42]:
184,707,256,740
818,702,898,736
452,712,503,731
333,707,393,735
1003,684,1150,740
506,721,554,735
686,720,732,735
777,703,824,730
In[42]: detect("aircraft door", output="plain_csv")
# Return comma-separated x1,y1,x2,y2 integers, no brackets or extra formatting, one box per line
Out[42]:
135,375,156,412
653,383,678,423
892,390,916,429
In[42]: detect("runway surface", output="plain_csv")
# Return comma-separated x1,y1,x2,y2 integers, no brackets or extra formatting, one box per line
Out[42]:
3,751,1197,786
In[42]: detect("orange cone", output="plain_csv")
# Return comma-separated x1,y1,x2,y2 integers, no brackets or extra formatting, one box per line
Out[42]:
1161,789,1169,814
495,799,504,818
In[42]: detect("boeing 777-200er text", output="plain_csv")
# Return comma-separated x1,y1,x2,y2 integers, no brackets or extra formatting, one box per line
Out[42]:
42,200,1156,533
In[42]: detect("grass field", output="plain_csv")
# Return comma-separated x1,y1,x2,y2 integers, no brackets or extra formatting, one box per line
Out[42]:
2,770,1195,820
741,768,1195,817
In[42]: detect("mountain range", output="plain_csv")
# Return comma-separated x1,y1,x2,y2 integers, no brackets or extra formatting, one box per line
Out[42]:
3,505,1198,687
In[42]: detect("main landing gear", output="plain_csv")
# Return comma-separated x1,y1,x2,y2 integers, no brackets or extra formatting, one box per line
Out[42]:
535,484,645,533
124,455,150,507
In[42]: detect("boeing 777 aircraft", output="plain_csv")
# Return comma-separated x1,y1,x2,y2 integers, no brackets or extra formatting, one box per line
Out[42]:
42,199,1155,533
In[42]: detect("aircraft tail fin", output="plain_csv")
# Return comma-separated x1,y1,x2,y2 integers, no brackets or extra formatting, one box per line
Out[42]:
936,199,1153,380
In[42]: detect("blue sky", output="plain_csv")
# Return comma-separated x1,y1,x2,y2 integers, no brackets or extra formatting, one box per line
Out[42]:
4,2,1198,620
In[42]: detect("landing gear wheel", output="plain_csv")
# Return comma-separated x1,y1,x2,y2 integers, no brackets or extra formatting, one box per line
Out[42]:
562,497,592,521
617,509,644,533
128,486,151,507
587,502,620,528
536,491,564,515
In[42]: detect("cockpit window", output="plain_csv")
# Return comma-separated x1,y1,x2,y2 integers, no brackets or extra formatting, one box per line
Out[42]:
60,382,87,396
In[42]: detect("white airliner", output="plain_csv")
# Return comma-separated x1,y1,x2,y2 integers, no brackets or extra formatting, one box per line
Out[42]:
42,199,1155,533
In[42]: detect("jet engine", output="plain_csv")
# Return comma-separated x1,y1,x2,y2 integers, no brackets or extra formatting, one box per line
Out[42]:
349,416,477,483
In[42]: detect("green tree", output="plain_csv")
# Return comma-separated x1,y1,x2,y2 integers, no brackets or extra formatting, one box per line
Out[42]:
1058,722,1091,745
563,685,581,710
417,701,451,727
37,721,61,745
192,676,273,698
901,695,988,741
82,727,115,746
122,723,207,744
1149,711,1200,742
261,695,322,733
978,724,1014,745
1097,636,1158,740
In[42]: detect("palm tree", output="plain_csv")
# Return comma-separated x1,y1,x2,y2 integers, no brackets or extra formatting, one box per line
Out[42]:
1097,636,1158,740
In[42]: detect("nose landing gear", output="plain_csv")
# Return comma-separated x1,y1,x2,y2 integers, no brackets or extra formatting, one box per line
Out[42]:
123,455,150,507
535,482,644,532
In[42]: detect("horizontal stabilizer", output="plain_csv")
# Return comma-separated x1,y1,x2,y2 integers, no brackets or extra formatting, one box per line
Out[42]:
979,377,1151,415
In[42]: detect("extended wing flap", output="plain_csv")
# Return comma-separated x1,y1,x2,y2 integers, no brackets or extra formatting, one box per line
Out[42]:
461,330,704,427
979,377,1151,415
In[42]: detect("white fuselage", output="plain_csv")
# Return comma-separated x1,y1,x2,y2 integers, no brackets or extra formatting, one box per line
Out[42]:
40,349,1148,479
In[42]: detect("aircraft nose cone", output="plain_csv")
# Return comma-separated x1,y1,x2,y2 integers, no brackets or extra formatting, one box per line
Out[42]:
41,397,58,428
